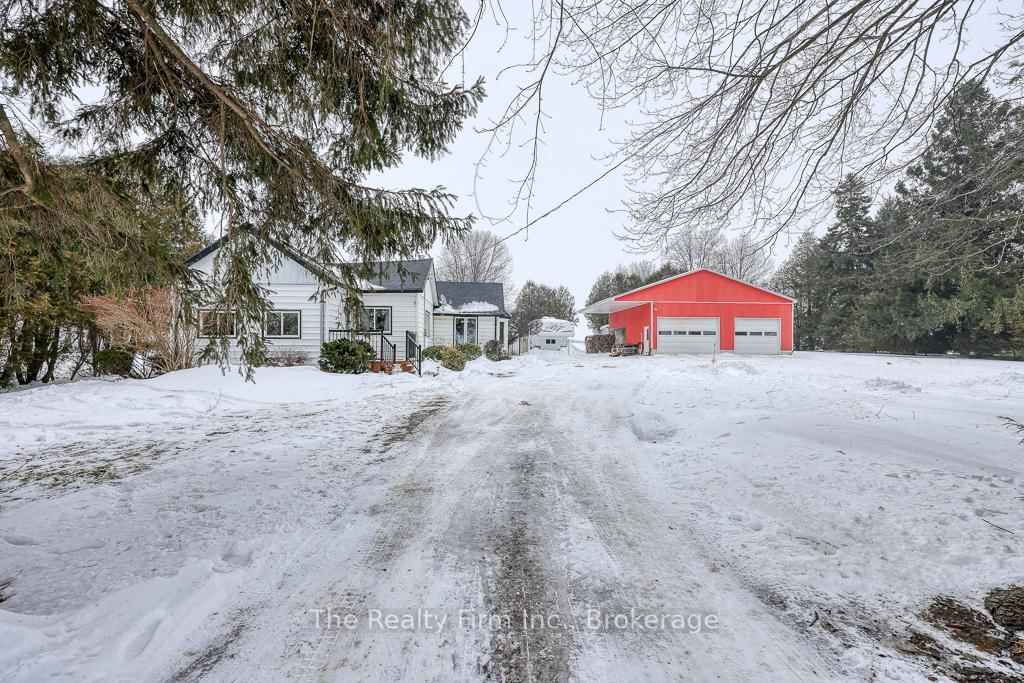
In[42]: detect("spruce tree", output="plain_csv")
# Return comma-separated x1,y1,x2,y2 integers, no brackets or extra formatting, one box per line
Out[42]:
900,81,1024,355
816,175,874,350
1,1,483,368
770,231,824,350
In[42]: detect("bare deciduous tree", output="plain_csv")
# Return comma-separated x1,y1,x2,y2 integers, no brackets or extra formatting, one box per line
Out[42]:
481,1,1024,264
83,288,197,374
717,233,775,285
664,225,725,272
664,225,774,283
436,230,514,284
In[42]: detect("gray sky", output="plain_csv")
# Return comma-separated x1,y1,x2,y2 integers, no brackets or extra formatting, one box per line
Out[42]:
373,1,1016,328
374,3,676,326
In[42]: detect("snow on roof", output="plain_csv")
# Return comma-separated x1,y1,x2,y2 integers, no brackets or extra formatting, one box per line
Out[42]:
435,281,508,316
436,300,500,315
533,317,575,334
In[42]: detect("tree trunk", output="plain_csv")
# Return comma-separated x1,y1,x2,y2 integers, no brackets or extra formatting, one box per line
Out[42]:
40,325,61,383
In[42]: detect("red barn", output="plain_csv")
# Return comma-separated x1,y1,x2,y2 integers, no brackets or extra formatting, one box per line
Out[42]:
581,269,795,354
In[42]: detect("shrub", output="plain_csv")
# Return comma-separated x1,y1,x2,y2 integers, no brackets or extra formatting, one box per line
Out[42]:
83,287,196,374
456,343,482,360
319,339,375,374
422,345,467,371
94,347,135,377
264,347,310,367
484,339,510,361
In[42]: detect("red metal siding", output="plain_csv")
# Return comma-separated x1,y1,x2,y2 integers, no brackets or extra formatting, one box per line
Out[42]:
610,303,652,347
617,269,790,304
607,270,794,352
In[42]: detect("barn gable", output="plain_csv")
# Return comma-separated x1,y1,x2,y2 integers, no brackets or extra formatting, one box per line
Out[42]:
615,269,794,304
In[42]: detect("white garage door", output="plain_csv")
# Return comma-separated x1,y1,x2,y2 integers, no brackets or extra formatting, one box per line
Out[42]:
734,318,782,354
657,317,719,354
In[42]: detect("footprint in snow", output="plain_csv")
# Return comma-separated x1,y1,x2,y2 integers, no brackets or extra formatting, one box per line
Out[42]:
123,609,166,660
213,546,254,573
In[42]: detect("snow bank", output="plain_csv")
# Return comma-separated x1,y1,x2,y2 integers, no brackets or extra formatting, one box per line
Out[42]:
0,365,418,454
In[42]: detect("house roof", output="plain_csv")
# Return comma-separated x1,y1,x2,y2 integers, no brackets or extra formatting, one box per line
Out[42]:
435,281,509,317
353,258,433,293
579,267,795,314
184,234,340,285
184,237,433,292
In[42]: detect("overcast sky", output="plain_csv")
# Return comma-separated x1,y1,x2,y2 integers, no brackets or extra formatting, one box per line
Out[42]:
374,2,736,326
372,1,1015,332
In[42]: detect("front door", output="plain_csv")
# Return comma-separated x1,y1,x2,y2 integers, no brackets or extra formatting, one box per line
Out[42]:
455,317,477,344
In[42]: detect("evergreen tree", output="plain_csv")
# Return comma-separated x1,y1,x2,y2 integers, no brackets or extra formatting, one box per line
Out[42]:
816,175,873,350
769,231,824,350
511,281,577,339
1,1,484,368
0,143,204,385
897,81,1024,356
584,261,678,331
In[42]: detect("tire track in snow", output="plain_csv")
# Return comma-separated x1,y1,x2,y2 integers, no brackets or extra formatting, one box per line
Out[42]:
535,378,840,681
296,393,463,680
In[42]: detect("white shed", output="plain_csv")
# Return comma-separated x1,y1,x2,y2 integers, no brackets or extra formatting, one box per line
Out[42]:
529,317,575,351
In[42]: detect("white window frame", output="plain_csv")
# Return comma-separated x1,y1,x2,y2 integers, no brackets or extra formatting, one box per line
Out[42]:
198,310,236,338
455,316,477,344
361,306,392,334
265,310,301,339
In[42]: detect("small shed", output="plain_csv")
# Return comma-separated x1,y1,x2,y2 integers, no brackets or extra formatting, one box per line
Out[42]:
529,317,575,350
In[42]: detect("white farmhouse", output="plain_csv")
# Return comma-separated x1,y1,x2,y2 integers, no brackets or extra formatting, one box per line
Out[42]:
185,237,510,368
529,317,575,351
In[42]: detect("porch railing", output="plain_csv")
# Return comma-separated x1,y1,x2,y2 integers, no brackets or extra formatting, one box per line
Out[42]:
405,331,422,376
327,328,395,367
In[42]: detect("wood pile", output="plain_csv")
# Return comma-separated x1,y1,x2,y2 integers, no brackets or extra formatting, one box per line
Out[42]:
585,334,615,354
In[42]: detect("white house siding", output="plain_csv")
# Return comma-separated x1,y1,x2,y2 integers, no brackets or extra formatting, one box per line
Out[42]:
327,291,421,361
190,251,324,365
421,277,436,346
190,250,319,286
259,284,323,360
430,315,503,348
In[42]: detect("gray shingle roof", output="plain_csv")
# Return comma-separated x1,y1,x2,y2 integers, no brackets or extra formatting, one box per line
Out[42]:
356,258,433,292
435,281,509,317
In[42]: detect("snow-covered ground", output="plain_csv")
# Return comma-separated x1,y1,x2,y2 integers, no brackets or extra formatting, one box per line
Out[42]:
1,352,1022,681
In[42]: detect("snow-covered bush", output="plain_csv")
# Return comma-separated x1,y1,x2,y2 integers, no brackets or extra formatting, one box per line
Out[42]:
455,343,482,360
94,347,134,377
318,339,374,374
422,345,467,371
484,339,510,361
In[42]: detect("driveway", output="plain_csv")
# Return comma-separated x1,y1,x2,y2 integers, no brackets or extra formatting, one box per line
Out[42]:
1,353,1023,681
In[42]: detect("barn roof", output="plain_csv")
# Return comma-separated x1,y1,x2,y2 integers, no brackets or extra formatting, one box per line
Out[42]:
580,268,795,315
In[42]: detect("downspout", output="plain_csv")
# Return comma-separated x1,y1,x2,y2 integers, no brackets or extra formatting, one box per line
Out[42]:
320,298,325,348
649,302,654,355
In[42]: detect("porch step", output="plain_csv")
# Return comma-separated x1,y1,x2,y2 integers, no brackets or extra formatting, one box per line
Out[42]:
367,360,393,374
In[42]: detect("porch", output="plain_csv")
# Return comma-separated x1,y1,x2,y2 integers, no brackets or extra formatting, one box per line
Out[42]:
327,329,422,375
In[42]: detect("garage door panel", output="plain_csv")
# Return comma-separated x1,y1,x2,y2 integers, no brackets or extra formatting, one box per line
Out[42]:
734,318,781,354
657,317,719,354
